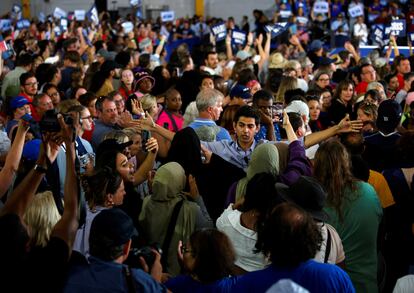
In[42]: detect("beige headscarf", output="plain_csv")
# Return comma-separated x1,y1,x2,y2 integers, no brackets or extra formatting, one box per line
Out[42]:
235,143,287,201
139,162,198,276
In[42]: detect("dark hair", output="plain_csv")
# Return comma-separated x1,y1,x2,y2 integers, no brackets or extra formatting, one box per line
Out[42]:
115,51,131,68
394,55,409,68
333,79,354,102
233,105,260,125
139,53,151,69
359,63,374,78
364,89,380,102
89,70,111,94
242,172,281,230
340,132,365,155
89,239,124,262
35,63,52,87
204,51,217,61
15,53,33,67
42,83,58,94
95,96,114,112
79,92,98,107
63,51,81,64
287,112,303,132
237,68,257,85
83,167,123,209
189,229,236,283
37,40,50,56
253,89,273,104
44,65,59,84
63,37,78,51
255,202,322,267
284,88,306,105
20,72,36,86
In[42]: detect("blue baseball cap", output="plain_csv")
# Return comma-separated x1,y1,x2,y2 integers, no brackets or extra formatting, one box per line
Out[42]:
230,84,252,99
22,139,41,162
10,96,29,110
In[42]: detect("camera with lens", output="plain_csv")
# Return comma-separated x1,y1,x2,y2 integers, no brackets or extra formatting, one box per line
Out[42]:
39,109,74,132
125,244,162,270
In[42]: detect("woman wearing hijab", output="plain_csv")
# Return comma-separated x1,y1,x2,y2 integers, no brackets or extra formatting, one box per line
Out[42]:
139,162,213,276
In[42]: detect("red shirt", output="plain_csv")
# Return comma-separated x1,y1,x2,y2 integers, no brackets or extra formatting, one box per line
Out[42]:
397,73,404,92
355,81,369,95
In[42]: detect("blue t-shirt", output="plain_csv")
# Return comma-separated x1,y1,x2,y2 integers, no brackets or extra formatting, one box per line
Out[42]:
231,260,355,293
165,274,238,293
255,123,281,142
63,256,166,293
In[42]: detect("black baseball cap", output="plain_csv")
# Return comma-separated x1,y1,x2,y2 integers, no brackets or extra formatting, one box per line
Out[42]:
276,176,328,221
90,208,138,247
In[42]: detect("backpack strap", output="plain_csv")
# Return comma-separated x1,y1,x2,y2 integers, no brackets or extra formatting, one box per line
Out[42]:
161,199,184,268
164,110,179,132
122,265,136,293
324,225,332,263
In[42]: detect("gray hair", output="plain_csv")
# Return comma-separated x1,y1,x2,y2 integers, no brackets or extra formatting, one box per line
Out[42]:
195,88,224,112
367,81,384,91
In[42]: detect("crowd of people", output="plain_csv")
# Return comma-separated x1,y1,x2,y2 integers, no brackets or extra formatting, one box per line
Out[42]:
1,0,414,292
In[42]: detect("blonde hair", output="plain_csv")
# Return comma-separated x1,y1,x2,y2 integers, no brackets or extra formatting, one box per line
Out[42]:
57,99,81,113
140,94,157,112
122,127,141,139
23,191,61,247
103,130,129,144
275,76,298,103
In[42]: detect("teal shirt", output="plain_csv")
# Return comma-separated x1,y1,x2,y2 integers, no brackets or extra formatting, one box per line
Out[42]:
325,181,383,293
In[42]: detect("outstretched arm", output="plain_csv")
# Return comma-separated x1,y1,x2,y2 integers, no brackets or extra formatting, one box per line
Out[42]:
50,114,79,254
0,121,28,197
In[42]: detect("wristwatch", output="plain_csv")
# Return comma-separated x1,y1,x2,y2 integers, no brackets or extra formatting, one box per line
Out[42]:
34,164,48,173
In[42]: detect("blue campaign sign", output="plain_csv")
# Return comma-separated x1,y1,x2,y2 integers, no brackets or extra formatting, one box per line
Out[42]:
211,22,227,42
11,4,22,20
0,19,12,31
410,33,414,45
121,21,134,34
16,19,30,30
231,29,246,45
38,12,46,23
161,11,175,22
313,1,329,14
53,7,67,19
390,19,406,37
265,23,290,39
370,24,384,45
348,5,364,18
88,5,99,26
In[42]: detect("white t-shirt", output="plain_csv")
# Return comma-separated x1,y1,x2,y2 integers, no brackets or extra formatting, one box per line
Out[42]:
314,222,346,264
216,205,268,272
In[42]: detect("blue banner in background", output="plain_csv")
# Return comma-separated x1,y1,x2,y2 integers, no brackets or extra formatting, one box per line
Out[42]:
211,22,227,42
390,19,406,37
231,29,246,45
165,37,201,62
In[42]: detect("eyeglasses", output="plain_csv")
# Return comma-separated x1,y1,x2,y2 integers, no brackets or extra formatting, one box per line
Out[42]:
318,78,330,82
25,82,39,87
180,245,193,255
48,92,59,97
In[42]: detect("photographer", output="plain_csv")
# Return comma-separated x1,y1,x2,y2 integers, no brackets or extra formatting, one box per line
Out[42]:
64,208,167,292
